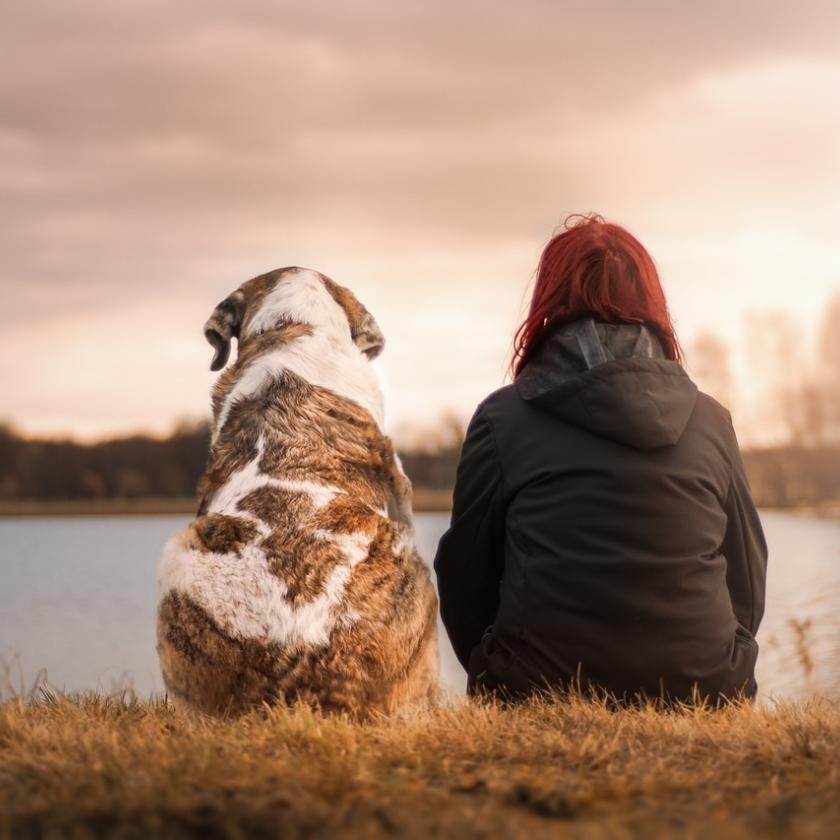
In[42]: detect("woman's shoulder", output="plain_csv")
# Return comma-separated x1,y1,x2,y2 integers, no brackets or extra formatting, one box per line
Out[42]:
469,384,543,444
690,390,746,463
693,389,735,431
474,384,523,422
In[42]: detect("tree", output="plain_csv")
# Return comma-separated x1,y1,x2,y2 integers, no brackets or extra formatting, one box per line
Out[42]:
817,293,840,443
687,332,733,411
744,311,826,446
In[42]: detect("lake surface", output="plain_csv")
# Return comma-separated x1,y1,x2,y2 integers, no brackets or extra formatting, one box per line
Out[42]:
1,511,838,703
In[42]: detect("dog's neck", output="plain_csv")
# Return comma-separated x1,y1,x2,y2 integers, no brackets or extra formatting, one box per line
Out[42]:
211,327,385,444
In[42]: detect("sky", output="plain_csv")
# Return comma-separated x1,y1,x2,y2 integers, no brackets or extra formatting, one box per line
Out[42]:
2,1,839,443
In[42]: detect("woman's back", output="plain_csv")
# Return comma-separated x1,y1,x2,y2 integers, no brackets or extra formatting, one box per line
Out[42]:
435,317,766,703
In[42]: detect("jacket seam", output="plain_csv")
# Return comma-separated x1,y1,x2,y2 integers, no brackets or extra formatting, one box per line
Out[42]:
479,405,507,501
478,403,526,617
723,434,756,633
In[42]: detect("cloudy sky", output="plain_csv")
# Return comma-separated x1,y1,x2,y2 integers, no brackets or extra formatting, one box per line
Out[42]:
3,1,839,442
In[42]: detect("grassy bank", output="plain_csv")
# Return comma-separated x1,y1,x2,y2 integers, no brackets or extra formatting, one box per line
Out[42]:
1,693,838,838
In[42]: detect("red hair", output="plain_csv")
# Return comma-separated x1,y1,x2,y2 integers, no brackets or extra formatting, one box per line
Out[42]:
512,214,681,377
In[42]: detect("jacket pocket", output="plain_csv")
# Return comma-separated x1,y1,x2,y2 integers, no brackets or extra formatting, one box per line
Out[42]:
467,631,533,699
730,623,759,698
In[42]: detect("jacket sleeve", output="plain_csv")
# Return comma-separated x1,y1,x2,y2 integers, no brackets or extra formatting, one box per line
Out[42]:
720,425,768,636
433,405,506,670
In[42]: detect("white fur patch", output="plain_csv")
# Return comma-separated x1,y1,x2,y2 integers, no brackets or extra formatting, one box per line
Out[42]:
313,528,376,566
158,531,372,648
244,268,352,342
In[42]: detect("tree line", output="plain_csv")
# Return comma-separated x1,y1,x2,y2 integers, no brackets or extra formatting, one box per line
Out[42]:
1,417,838,508
0,419,461,502
0,421,211,501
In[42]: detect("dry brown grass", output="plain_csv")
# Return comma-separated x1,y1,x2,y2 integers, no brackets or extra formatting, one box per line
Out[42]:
0,692,838,839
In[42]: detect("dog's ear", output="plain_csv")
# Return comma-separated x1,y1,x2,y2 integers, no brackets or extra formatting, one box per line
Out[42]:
203,291,246,371
353,310,385,360
321,277,385,360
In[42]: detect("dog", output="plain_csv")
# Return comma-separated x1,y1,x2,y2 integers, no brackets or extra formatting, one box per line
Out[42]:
157,267,439,716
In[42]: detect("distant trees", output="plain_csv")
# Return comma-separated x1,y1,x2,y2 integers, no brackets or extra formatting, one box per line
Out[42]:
686,332,733,411
742,295,840,447
0,417,466,502
395,413,464,492
742,446,840,509
0,421,211,501
818,295,840,443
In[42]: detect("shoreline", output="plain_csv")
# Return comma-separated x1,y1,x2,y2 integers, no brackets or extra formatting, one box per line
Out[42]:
0,488,454,517
1,494,838,518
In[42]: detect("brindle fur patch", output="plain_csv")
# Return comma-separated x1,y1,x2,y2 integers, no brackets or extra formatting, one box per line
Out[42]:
321,276,369,334
193,514,259,554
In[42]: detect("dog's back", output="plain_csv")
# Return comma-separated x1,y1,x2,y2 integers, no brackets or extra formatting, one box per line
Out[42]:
157,269,438,716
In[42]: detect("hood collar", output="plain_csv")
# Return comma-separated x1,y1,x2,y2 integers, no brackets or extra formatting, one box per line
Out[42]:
517,318,667,398
515,318,698,451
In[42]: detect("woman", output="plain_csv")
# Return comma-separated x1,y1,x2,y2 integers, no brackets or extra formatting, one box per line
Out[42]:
433,215,767,704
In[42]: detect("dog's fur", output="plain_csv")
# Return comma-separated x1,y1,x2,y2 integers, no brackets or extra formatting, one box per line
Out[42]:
157,267,439,716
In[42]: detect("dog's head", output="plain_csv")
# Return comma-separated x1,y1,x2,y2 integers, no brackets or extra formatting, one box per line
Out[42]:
203,267,385,371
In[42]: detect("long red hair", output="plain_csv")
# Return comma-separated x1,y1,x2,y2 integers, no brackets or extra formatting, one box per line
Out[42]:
512,214,681,377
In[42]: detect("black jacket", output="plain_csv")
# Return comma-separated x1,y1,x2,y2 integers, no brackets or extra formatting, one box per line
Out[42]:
434,318,767,704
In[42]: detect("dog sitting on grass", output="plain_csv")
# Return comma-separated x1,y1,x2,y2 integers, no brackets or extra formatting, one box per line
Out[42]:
157,267,439,716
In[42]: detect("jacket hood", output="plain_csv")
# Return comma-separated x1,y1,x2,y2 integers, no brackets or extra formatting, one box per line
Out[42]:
515,318,698,450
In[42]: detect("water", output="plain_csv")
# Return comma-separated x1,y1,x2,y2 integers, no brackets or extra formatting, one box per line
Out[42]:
1,511,838,702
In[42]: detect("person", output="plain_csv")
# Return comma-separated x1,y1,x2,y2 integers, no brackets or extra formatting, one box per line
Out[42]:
433,214,768,705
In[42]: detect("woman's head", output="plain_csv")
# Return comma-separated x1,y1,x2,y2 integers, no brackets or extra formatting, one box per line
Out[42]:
512,215,681,377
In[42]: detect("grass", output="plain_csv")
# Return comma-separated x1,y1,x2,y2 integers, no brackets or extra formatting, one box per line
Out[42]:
1,692,838,839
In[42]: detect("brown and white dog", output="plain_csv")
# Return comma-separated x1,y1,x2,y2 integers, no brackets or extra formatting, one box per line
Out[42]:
157,267,439,716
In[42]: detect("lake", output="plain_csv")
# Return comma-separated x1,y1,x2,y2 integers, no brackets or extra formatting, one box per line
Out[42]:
1,511,838,703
